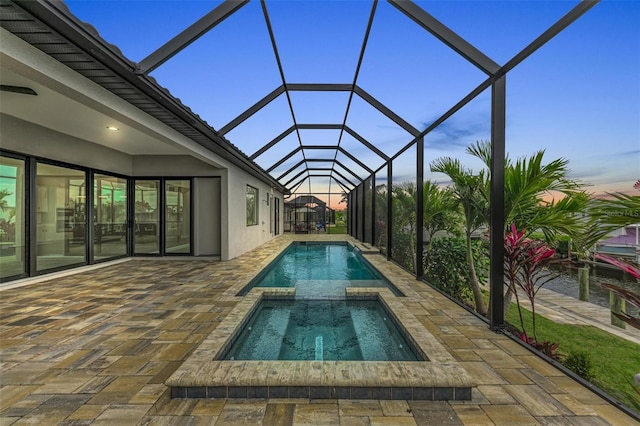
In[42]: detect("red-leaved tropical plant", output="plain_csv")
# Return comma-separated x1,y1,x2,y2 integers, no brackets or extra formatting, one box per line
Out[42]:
593,252,640,330
504,224,560,344
594,252,640,400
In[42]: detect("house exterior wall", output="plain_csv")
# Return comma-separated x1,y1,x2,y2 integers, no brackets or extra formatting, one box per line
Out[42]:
225,166,282,260
194,177,221,257
0,28,285,282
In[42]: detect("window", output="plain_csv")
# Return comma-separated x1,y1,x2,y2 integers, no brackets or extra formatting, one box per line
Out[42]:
246,185,258,226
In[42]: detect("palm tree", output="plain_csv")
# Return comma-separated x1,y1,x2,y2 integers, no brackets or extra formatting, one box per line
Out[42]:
374,183,388,249
391,181,418,272
422,180,461,250
579,192,640,256
0,189,11,212
467,140,588,239
430,158,489,315
467,140,590,313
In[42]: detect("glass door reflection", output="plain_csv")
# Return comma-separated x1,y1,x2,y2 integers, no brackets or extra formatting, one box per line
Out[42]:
36,162,87,272
165,180,191,254
134,180,159,254
0,156,26,280
94,174,127,260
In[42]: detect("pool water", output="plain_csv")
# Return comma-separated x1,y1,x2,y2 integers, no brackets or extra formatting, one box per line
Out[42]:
240,242,400,296
223,299,420,361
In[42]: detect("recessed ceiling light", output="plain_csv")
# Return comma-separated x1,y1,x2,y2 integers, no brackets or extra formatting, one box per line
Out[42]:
106,126,119,131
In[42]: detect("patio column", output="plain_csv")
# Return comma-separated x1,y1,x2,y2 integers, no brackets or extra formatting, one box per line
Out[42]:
386,162,392,260
489,75,506,330
416,137,424,279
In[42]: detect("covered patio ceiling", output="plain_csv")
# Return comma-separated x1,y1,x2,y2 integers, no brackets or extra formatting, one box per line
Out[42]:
11,0,597,197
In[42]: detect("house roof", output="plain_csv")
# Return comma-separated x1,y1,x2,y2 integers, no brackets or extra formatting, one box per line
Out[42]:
285,195,326,207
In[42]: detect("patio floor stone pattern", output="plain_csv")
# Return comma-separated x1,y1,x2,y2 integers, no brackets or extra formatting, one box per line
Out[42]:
0,234,637,425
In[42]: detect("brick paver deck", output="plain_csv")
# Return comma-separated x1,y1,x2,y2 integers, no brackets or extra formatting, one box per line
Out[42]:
1,235,638,425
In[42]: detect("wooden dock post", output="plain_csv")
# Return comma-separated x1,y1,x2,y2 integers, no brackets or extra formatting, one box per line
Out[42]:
610,291,626,329
578,267,589,301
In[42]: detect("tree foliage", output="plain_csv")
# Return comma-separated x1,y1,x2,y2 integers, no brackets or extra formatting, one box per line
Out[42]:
423,236,488,304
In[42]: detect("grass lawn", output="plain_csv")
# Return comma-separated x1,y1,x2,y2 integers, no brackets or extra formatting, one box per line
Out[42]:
326,223,347,234
507,305,640,412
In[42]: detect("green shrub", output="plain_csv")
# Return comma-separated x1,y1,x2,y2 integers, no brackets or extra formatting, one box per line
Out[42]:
422,236,489,303
563,350,595,381
391,231,414,272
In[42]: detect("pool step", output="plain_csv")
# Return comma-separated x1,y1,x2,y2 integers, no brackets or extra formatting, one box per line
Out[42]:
353,243,380,254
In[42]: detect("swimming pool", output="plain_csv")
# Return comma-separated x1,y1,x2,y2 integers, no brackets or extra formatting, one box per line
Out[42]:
223,298,420,361
168,238,474,400
239,241,402,296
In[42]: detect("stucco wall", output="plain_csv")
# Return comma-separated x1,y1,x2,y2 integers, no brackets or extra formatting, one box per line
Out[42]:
225,166,283,260
194,177,221,256
132,155,224,177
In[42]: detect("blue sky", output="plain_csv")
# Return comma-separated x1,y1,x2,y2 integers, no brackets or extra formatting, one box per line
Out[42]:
66,0,639,202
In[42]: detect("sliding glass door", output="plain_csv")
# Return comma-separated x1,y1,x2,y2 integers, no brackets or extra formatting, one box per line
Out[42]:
165,179,191,254
134,180,160,255
0,155,26,280
36,162,87,272
134,179,192,255
94,174,128,260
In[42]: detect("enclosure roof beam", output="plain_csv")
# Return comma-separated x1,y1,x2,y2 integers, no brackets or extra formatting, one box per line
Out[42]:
277,159,306,181
353,86,420,137
220,85,285,136
334,160,364,183
288,178,307,194
331,168,358,188
286,83,352,91
498,0,599,78
306,173,356,189
288,174,311,192
297,124,344,130
283,169,309,187
343,126,389,161
301,145,340,150
387,0,499,75
337,146,373,175
251,125,295,160
265,146,302,173
333,178,352,193
137,0,250,74
307,172,354,190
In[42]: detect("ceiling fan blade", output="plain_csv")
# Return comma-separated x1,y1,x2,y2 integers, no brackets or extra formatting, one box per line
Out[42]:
0,85,37,96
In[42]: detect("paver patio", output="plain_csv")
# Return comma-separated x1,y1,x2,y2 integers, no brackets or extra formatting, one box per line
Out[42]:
1,235,638,425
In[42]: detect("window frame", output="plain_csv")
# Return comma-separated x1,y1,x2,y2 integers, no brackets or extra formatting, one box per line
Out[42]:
246,185,258,226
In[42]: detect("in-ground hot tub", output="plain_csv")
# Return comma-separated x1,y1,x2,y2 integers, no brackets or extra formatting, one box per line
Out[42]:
223,298,421,361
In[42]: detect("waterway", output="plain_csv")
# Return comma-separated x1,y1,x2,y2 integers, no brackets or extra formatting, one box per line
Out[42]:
545,263,639,317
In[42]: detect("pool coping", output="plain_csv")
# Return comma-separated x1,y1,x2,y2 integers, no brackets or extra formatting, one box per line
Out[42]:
166,287,475,400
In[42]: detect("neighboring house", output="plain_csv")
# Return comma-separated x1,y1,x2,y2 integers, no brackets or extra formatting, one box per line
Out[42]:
0,3,287,282
597,224,640,264
284,195,334,233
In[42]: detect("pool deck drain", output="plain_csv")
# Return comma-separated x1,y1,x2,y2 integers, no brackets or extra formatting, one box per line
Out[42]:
166,287,474,400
